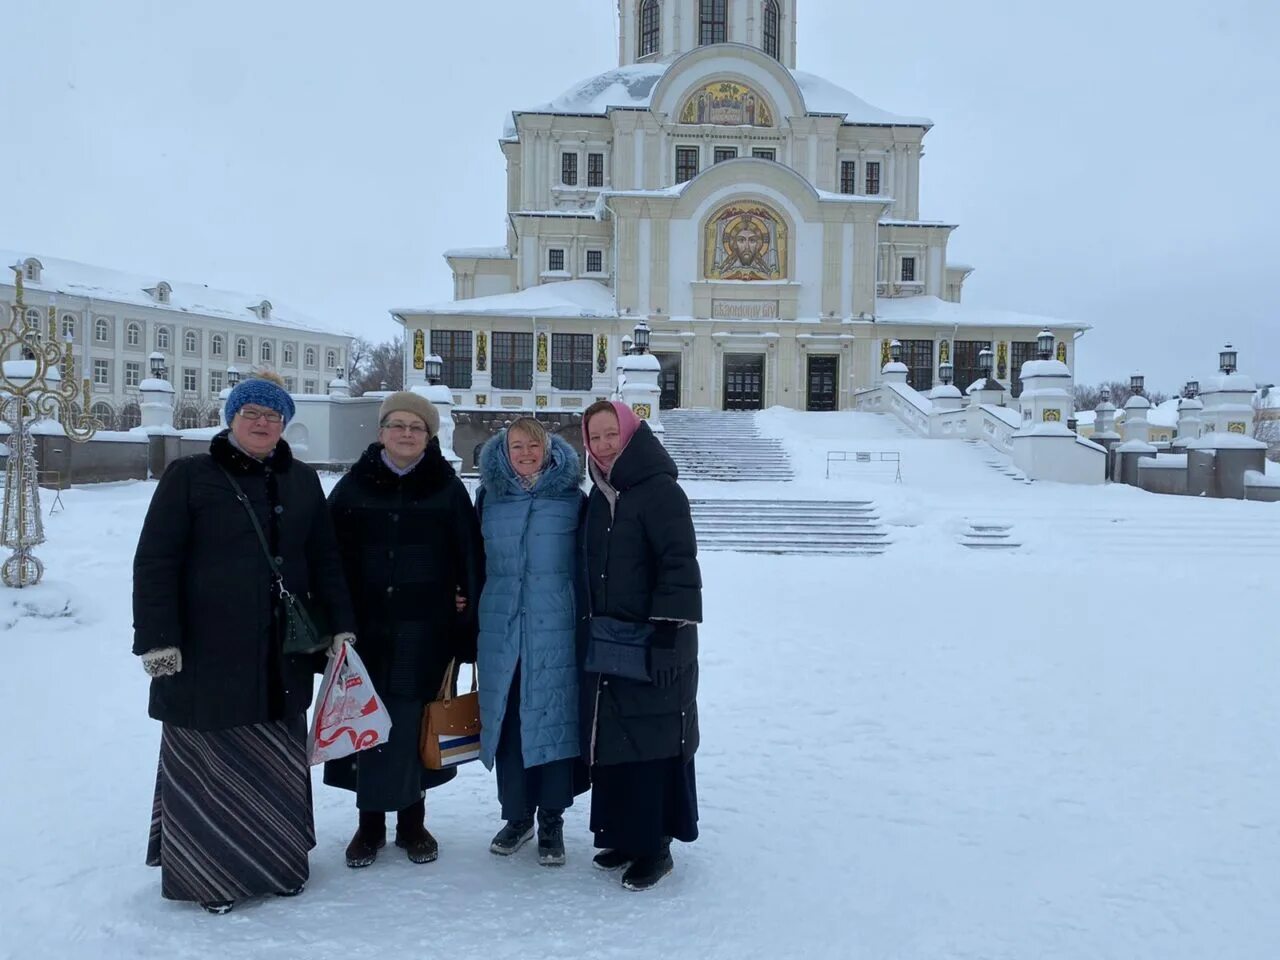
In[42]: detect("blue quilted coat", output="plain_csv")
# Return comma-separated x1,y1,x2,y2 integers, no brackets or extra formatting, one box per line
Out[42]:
476,431,586,769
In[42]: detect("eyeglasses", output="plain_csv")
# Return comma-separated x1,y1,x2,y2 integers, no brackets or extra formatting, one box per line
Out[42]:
238,409,284,423
382,421,428,435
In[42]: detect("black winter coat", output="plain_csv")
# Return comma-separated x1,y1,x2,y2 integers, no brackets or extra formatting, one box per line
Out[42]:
581,422,702,766
326,440,484,704
132,432,356,731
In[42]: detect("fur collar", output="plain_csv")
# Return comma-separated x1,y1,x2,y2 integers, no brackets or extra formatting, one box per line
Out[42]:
209,429,294,474
349,438,456,494
479,431,581,501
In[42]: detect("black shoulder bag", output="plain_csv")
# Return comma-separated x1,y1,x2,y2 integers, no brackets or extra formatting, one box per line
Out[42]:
221,468,331,655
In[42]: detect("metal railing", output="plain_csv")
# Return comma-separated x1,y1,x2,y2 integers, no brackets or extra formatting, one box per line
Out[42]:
826,450,902,482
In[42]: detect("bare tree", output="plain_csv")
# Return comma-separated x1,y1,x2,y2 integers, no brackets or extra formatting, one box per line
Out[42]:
351,339,405,396
347,336,372,382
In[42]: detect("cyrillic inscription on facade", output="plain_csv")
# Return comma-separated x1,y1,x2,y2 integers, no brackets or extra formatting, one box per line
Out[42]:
711,299,779,320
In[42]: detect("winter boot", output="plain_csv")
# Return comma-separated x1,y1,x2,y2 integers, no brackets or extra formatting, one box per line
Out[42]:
591,848,632,872
489,817,535,856
394,799,439,864
344,810,387,868
621,841,674,892
200,900,235,915
536,808,565,867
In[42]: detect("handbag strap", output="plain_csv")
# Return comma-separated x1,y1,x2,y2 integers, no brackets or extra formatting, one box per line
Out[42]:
436,658,479,704
220,467,289,597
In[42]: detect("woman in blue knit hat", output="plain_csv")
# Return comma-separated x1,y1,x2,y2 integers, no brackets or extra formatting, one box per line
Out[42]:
132,372,357,914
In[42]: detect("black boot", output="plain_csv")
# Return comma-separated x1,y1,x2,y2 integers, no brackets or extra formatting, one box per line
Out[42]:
489,817,535,856
591,848,632,872
394,798,439,864
621,841,674,892
536,808,565,867
345,810,386,868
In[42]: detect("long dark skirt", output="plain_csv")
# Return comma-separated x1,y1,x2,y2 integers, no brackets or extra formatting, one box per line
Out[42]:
494,669,576,821
322,696,456,812
146,715,314,904
590,757,699,857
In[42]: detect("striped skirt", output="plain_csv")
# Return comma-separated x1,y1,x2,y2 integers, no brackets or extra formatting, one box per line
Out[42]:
146,715,315,904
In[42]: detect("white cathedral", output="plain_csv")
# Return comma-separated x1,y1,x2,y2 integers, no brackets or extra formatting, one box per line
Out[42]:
394,0,1083,414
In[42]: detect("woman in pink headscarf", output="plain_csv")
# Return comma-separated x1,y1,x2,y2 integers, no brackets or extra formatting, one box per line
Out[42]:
578,400,702,892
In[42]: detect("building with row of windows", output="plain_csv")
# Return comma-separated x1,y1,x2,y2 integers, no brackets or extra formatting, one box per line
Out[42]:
394,0,1085,413
2,251,352,429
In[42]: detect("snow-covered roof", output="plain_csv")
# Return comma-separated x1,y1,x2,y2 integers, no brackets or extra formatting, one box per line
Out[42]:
1148,397,1180,428
503,62,931,137
1,249,350,337
872,296,1087,331
393,279,618,320
443,246,512,260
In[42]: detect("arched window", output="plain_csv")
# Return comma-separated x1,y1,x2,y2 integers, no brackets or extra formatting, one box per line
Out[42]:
211,334,225,357
763,0,780,59
236,337,249,360
126,322,141,347
205,408,222,428
699,0,726,45
156,327,171,350
90,401,116,430
23,258,41,282
638,0,660,57
184,330,198,353
118,402,142,430
261,341,273,363
283,343,295,365
95,317,110,342
178,405,202,430
155,281,172,304
61,314,76,339
326,349,337,370
305,346,317,367
24,308,40,327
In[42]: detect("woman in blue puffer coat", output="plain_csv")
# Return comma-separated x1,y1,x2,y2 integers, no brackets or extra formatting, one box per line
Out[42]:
476,417,587,866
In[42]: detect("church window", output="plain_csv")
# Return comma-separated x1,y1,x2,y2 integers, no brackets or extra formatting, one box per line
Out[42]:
210,333,224,356
586,249,603,274
752,148,776,161
1010,341,1037,398
699,0,727,44
675,146,700,182
432,330,473,388
561,152,578,186
548,248,566,272
638,0,660,57
552,333,593,391
840,161,857,194
261,340,273,363
92,358,111,386
763,0,781,59
305,346,317,367
713,146,738,163
184,330,199,353
125,362,141,388
588,152,605,187
236,336,248,360
61,314,76,338
210,370,223,393
900,257,916,282
865,161,881,195
95,317,110,342
492,332,534,390
156,326,171,350
899,340,934,392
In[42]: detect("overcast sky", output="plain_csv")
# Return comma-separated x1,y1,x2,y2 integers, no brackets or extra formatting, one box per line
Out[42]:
3,0,1276,391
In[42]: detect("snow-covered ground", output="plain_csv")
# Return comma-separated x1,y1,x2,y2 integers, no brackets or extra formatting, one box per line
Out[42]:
2,411,1278,959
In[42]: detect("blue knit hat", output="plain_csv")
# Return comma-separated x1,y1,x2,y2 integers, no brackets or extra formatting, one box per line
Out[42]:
225,377,296,425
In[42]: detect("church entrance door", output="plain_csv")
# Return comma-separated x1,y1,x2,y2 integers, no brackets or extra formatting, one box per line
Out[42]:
806,355,838,411
723,354,765,410
655,352,682,409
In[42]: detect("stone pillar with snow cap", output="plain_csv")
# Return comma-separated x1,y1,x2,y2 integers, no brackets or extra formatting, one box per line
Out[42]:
1009,344,1105,483
964,375,1008,440
1172,393,1203,450
412,385,462,470
139,353,176,433
1111,394,1157,484
1187,346,1267,497
618,353,663,435
328,376,351,399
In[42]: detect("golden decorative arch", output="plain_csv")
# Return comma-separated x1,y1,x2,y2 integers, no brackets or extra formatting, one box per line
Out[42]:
679,80,775,127
704,201,788,281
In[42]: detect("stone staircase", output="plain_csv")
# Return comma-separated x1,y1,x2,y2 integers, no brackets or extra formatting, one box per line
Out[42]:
662,410,794,482
957,520,1021,550
690,498,891,556
965,439,1030,483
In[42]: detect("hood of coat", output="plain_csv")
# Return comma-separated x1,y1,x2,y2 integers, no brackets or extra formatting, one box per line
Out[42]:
588,420,676,493
210,428,294,474
479,430,581,500
350,437,456,494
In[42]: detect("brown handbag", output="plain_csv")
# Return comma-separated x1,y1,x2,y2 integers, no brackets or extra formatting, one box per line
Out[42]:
419,659,481,769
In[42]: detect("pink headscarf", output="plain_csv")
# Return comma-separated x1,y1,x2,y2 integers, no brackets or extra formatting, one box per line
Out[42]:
583,400,642,476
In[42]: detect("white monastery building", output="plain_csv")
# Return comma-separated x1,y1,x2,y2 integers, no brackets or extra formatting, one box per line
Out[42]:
395,0,1085,413
2,251,352,429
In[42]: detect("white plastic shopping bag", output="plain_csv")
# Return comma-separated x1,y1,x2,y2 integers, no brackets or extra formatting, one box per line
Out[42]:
308,641,392,765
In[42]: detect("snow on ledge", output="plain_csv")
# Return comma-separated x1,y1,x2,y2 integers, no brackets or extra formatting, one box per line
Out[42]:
1245,469,1280,488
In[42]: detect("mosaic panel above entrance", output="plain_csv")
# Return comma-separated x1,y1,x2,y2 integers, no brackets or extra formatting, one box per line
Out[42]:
703,202,788,282
679,80,775,127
